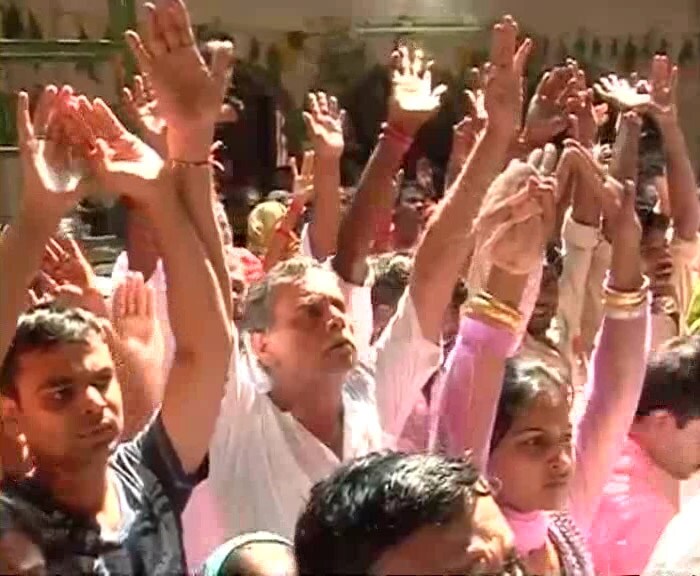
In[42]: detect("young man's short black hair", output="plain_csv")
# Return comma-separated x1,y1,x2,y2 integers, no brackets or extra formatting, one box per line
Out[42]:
636,335,700,427
294,451,489,575
0,304,104,398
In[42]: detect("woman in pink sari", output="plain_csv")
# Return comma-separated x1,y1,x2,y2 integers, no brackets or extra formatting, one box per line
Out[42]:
431,156,650,575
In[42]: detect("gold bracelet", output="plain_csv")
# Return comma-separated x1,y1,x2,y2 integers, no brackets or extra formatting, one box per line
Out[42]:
475,291,522,320
466,302,521,333
465,291,523,333
603,275,650,309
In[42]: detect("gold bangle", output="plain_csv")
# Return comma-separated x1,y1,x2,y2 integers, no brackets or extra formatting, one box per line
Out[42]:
603,275,650,309
465,291,523,333
466,303,520,333
472,291,522,323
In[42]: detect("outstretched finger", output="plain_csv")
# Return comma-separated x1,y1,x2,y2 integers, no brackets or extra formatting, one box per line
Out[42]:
540,143,559,176
301,150,315,180
329,95,340,118
144,3,168,58
169,0,196,46
527,147,544,169
209,41,235,96
32,85,59,136
16,92,33,148
124,30,153,74
514,37,533,75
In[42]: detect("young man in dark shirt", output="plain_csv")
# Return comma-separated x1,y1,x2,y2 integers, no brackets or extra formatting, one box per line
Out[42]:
0,2,234,572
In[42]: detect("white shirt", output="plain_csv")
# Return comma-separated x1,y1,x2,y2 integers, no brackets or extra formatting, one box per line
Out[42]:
643,493,700,576
209,284,441,540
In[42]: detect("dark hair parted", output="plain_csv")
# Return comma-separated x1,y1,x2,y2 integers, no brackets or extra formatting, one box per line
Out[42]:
294,451,490,575
0,304,106,398
490,357,569,452
240,255,331,333
636,335,700,427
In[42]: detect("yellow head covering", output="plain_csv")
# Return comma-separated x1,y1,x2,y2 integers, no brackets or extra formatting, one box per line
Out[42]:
247,200,287,257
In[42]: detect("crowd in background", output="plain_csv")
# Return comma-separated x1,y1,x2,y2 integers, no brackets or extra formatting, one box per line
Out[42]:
4,1,700,574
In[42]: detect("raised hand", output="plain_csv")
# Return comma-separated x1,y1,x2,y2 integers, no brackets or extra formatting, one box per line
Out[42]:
63,96,166,205
609,111,642,184
125,0,234,159
482,15,533,138
481,175,557,275
565,87,608,149
122,74,168,156
36,237,109,318
303,91,345,159
608,179,644,291
41,236,97,293
16,85,86,223
522,65,576,147
388,45,447,137
291,150,315,203
473,144,558,274
112,272,161,354
451,88,488,164
594,73,651,111
647,54,678,124
110,271,165,436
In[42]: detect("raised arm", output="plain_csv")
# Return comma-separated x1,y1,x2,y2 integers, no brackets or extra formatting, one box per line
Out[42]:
568,175,650,534
263,154,311,271
333,46,446,285
412,16,532,342
303,92,344,259
126,0,234,320
76,94,233,474
648,56,700,240
0,86,83,365
430,166,558,469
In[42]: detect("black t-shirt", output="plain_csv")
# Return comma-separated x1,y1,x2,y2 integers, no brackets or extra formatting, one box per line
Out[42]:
0,413,207,575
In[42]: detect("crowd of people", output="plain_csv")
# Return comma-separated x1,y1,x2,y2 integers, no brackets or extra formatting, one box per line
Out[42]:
3,0,700,574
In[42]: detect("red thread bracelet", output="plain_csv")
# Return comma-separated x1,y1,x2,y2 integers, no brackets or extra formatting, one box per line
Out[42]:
381,122,414,150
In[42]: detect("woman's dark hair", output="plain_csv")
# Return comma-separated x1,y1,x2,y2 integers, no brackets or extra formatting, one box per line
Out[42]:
294,451,490,575
490,357,569,452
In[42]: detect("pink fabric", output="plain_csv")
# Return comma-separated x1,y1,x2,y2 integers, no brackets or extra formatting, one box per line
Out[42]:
429,317,518,469
182,479,227,569
503,507,549,556
396,389,431,452
430,298,650,545
587,437,678,576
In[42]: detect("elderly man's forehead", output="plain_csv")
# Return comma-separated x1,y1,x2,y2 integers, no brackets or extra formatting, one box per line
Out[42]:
299,267,343,294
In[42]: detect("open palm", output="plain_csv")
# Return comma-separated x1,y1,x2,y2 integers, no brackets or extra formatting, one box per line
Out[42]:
125,1,233,132
388,46,446,137
17,86,85,220
303,91,345,158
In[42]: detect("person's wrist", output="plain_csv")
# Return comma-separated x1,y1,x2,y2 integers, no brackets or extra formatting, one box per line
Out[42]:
167,126,214,163
17,201,62,235
485,115,518,141
652,110,677,130
609,260,644,292
314,145,344,161
486,264,527,309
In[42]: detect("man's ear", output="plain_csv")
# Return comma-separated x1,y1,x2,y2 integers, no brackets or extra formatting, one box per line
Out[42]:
1,396,21,439
250,331,274,368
